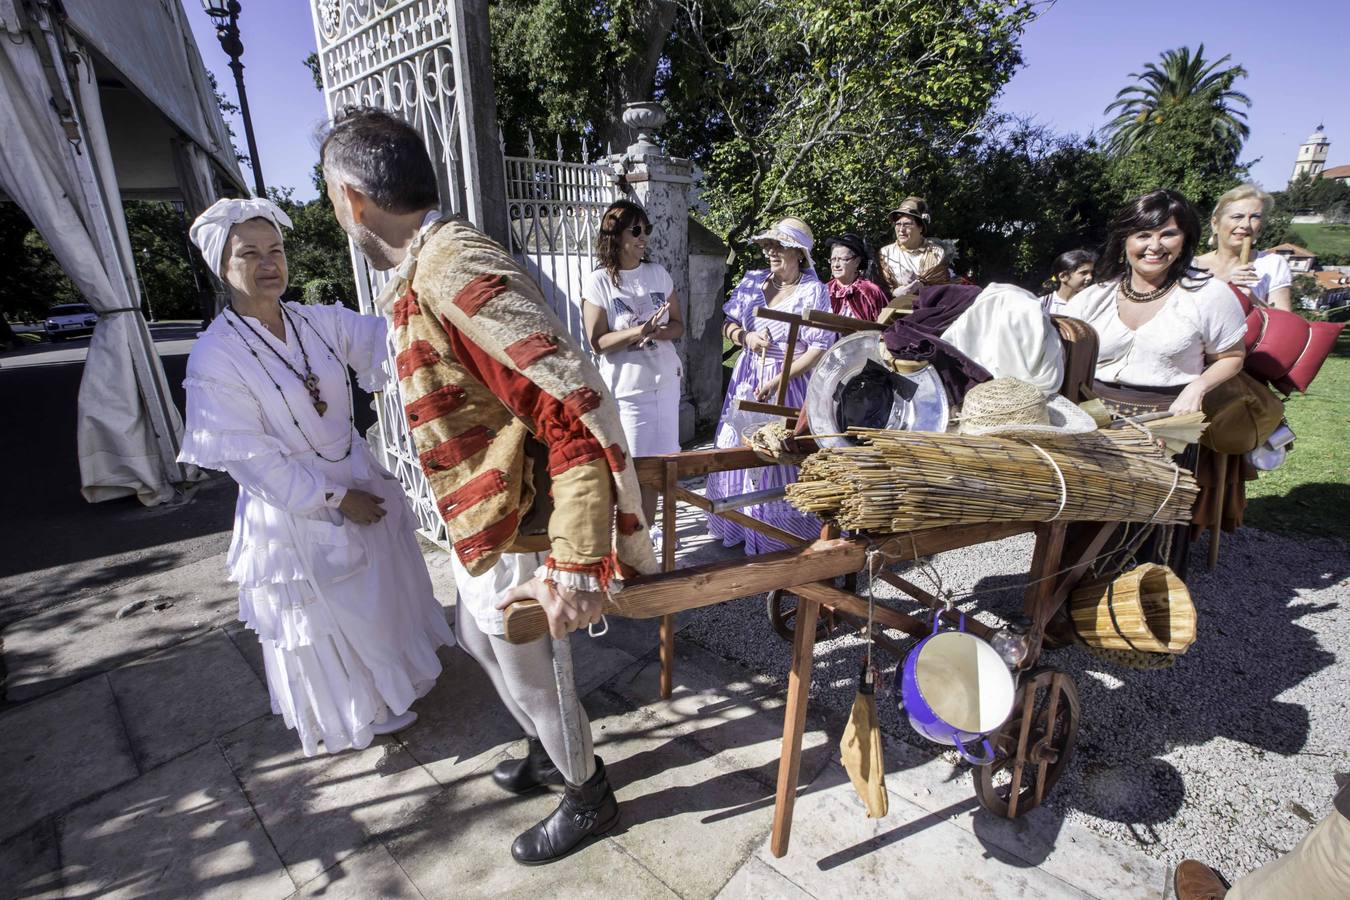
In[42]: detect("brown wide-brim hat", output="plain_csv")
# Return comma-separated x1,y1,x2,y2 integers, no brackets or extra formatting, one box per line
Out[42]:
888,196,931,231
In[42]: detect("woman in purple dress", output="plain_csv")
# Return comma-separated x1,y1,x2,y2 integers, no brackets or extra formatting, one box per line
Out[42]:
706,217,836,553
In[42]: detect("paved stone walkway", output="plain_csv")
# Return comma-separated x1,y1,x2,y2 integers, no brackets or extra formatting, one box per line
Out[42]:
1,527,1169,899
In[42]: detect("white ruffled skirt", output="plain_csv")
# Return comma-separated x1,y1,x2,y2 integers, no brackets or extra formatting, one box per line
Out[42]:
229,447,455,756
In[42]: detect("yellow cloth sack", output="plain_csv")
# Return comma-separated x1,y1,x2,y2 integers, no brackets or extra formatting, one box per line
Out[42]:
839,665,888,818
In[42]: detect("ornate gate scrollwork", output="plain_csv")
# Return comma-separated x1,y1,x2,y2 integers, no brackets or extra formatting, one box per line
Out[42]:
309,0,485,547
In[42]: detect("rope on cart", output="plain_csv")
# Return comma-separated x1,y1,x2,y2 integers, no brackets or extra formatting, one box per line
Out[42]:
867,523,1178,609
1020,440,1067,521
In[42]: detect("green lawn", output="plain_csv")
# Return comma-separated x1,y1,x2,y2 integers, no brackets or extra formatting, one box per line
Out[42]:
1289,223,1350,257
1244,332,1350,541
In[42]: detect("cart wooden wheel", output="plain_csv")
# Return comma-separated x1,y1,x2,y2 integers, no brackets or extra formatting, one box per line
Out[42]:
766,590,835,643
974,665,1081,818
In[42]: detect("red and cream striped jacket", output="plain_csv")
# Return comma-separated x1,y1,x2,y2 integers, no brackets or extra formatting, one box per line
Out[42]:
379,217,657,592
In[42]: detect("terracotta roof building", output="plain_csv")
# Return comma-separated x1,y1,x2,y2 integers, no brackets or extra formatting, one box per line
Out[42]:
1321,164,1350,186
1267,243,1318,273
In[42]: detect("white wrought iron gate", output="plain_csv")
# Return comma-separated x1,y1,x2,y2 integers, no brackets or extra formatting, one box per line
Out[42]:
308,2,622,548
308,0,487,547
502,134,619,344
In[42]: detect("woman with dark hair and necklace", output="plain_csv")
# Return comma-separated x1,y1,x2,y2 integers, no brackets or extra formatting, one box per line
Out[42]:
1072,190,1249,573
179,197,453,756
1074,189,1247,416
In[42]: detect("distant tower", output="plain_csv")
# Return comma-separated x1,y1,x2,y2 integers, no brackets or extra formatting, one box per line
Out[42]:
1291,124,1330,183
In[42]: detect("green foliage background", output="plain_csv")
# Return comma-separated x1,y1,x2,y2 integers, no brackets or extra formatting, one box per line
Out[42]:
2,8,1275,326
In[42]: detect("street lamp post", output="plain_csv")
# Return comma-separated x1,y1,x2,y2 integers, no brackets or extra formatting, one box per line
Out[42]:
202,0,266,197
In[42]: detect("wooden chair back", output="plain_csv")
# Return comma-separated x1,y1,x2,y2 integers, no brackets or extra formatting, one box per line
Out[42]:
1052,315,1098,403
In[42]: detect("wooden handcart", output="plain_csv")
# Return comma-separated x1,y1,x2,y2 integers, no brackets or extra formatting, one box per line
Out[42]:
504,309,1120,857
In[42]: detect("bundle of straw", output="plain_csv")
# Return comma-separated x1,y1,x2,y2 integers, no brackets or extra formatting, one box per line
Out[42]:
785,427,1198,532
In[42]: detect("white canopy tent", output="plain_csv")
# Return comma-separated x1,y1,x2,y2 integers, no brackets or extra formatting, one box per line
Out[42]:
0,0,246,505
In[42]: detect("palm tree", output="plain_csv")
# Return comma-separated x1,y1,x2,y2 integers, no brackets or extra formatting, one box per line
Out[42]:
1102,45,1251,156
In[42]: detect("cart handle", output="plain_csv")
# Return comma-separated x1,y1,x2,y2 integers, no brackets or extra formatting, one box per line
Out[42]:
501,538,867,643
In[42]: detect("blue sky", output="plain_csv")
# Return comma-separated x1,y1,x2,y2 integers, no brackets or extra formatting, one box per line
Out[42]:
186,1,1348,202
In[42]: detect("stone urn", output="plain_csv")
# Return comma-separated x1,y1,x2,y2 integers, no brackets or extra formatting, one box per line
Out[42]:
622,101,667,154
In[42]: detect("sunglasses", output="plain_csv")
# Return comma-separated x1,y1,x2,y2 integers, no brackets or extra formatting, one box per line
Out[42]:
624,224,653,238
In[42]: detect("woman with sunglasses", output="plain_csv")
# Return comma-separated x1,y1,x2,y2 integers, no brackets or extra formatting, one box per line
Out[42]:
705,217,835,554
581,200,685,543
824,233,887,321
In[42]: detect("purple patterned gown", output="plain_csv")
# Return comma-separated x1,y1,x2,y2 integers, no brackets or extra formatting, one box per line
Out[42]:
706,269,836,554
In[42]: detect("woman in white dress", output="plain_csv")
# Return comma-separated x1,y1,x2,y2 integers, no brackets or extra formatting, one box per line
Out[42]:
179,198,453,756
1193,183,1293,311
580,200,684,539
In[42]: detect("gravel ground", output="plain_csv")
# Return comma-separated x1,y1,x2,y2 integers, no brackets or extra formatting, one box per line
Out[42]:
664,484,1350,881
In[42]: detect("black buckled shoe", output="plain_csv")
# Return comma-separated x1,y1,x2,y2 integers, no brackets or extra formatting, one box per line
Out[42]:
510,757,619,865
492,738,565,795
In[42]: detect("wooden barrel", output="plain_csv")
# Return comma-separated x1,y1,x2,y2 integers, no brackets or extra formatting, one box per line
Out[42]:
1069,563,1196,654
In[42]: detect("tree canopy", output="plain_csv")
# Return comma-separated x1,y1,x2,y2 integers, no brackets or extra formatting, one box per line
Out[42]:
1102,44,1250,158
488,0,676,153
2,16,1274,329
663,0,1037,263
484,6,1258,287
1106,95,1246,224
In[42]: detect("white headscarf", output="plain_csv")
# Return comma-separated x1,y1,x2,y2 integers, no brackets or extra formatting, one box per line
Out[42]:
189,197,293,277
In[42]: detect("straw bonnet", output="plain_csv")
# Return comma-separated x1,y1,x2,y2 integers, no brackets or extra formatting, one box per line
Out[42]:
958,377,1097,438
888,196,932,230
751,217,815,258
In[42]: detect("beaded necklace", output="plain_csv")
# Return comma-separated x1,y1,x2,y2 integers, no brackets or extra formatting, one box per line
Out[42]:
229,304,329,414
1118,274,1176,304
223,305,354,463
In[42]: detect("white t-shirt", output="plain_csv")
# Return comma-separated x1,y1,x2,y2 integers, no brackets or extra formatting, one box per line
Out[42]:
1248,251,1292,305
1040,292,1074,317
1195,251,1291,306
1074,277,1248,387
580,262,682,398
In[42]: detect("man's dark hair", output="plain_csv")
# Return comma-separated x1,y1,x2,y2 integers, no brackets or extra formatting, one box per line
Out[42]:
319,106,439,213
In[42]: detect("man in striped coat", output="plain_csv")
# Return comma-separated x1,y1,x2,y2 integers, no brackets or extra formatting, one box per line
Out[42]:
321,107,657,865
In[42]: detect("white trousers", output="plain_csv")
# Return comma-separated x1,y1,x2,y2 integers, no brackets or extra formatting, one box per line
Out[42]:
616,384,681,456
450,550,596,785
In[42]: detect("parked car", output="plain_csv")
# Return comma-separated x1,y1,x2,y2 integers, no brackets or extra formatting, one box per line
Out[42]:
44,303,98,341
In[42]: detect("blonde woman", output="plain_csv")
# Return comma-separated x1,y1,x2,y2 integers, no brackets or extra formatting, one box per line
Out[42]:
1194,183,1293,311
